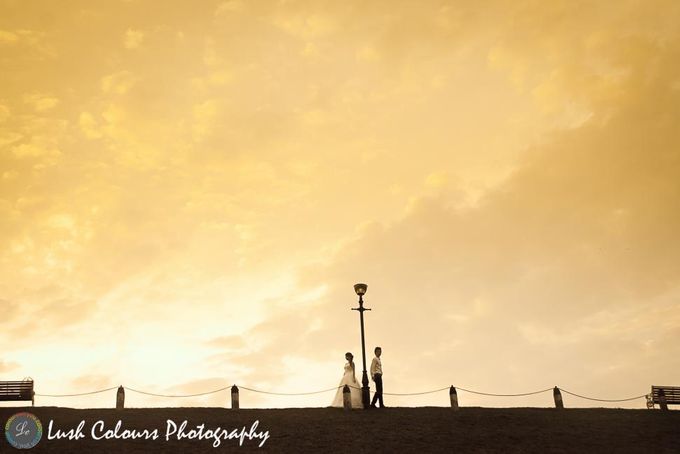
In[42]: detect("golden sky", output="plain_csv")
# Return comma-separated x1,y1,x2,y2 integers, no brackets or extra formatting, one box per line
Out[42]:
1,0,679,408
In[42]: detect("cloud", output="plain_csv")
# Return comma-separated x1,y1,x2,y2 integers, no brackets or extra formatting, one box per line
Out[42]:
79,112,103,139
271,12,338,40
0,131,22,147
202,27,680,406
0,30,19,43
24,93,59,112
1,0,678,409
70,373,115,391
11,142,61,159
0,28,55,58
192,99,220,141
0,359,20,373
215,0,245,16
0,289,99,343
0,104,9,122
101,71,137,94
124,29,144,49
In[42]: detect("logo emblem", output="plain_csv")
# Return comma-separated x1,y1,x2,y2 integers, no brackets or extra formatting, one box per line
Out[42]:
5,412,42,449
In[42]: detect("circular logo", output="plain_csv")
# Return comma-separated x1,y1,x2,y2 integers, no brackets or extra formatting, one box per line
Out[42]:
5,412,42,449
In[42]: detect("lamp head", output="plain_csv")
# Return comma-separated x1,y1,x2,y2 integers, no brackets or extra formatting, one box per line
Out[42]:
353,283,367,296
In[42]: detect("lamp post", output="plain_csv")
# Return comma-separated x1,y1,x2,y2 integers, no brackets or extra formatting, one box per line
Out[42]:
351,283,371,409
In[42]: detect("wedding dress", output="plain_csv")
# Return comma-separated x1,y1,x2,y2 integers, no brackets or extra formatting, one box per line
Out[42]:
331,362,363,408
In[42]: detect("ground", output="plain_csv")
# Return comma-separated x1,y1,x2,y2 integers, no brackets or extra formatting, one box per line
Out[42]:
1,406,678,453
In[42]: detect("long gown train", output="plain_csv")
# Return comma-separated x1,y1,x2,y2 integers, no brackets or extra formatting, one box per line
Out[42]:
331,362,363,409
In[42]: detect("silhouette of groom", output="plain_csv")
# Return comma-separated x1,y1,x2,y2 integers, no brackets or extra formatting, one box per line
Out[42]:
370,346,385,408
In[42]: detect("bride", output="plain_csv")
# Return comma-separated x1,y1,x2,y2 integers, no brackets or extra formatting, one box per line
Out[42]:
331,352,363,408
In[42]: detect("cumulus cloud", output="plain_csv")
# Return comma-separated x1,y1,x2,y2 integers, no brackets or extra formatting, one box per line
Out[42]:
203,7,680,406
0,0,678,409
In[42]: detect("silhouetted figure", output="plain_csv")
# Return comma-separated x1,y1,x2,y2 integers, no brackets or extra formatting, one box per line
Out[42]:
370,346,385,408
331,352,363,408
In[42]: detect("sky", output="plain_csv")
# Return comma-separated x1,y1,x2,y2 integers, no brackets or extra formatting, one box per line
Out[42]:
1,0,679,409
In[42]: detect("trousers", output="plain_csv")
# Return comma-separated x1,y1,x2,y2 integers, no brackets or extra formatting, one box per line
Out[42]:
371,373,384,407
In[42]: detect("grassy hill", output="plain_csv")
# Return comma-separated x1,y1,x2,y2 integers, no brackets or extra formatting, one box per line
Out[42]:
1,406,678,453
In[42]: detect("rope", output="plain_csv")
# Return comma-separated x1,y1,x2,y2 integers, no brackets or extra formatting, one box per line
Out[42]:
456,386,554,397
33,383,649,403
36,386,120,397
558,388,648,402
384,387,450,396
238,385,341,396
344,384,550,397
125,385,232,398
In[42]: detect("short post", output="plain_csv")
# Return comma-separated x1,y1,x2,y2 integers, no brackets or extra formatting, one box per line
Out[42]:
659,389,668,411
450,386,459,410
231,385,239,410
553,386,564,409
343,385,352,411
116,386,125,410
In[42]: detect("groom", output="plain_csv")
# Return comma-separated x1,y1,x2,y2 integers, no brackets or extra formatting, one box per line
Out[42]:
370,346,385,408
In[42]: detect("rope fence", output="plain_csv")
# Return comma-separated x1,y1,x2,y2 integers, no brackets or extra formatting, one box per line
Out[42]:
28,382,658,410
455,386,554,397
239,385,341,396
124,385,233,398
35,386,120,398
558,388,649,403
346,384,451,396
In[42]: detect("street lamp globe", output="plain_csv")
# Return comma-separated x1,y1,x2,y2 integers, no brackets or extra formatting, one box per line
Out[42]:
354,283,368,296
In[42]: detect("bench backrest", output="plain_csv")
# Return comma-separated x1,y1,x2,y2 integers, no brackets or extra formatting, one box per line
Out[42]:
0,381,34,399
651,386,680,403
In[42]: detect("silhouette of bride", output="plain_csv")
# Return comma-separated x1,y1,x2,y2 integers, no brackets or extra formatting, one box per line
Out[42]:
331,352,363,408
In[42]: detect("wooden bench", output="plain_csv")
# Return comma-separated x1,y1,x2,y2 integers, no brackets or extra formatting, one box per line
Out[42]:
0,379,35,406
647,385,680,410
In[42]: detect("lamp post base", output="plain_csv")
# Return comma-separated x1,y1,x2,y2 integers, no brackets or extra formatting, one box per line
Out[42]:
362,386,371,409
361,371,371,409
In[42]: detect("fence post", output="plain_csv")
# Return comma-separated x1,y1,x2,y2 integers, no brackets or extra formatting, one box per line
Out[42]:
231,385,239,410
659,389,668,411
343,385,352,411
450,386,459,410
553,387,564,409
116,386,125,410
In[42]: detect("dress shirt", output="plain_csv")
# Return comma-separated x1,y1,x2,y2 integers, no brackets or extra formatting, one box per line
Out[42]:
370,356,382,376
